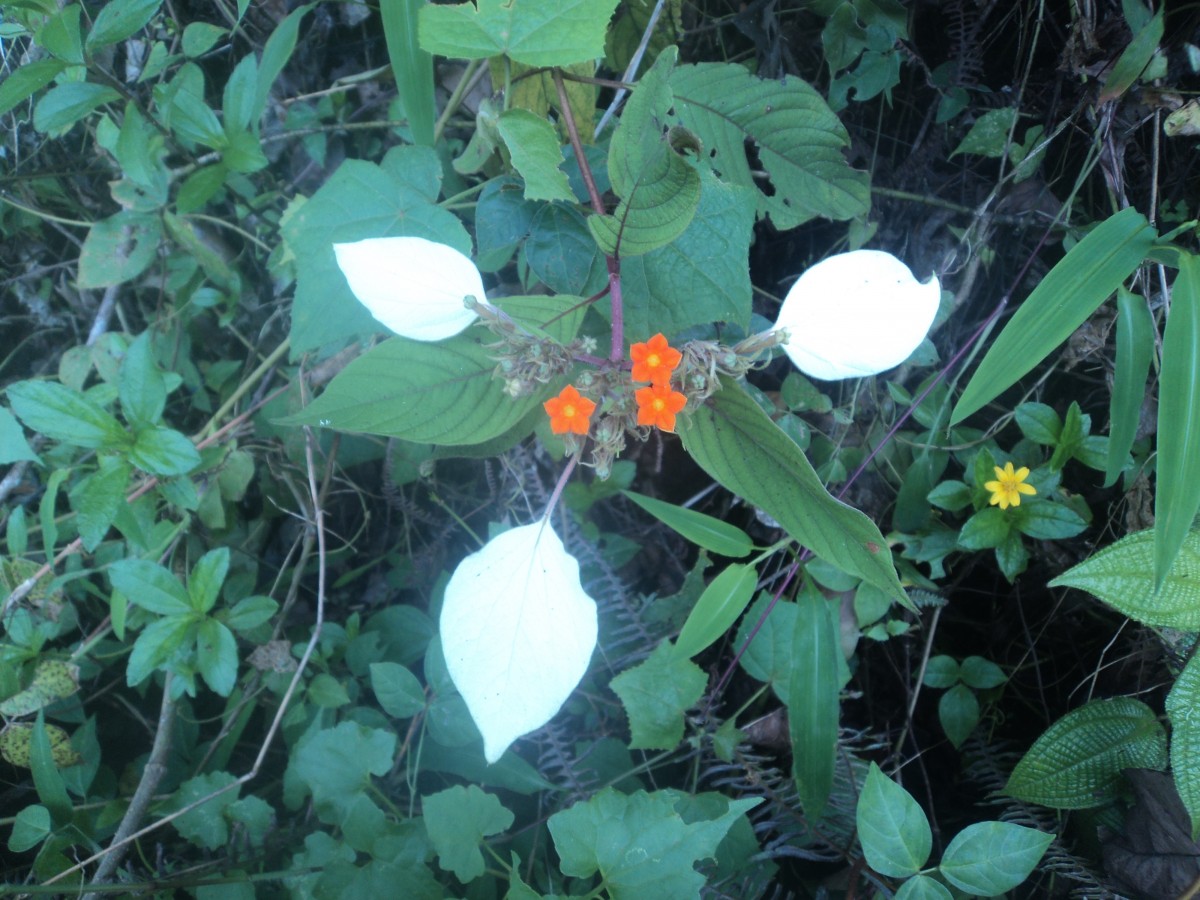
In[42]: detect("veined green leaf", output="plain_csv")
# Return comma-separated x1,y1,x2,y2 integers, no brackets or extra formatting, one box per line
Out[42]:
381,0,434,146
1165,653,1200,839
610,642,706,750
1004,697,1167,808
952,208,1157,423
86,0,162,50
788,582,840,820
497,109,575,203
621,490,752,557
856,763,932,878
7,380,127,449
673,563,758,659
1155,252,1200,589
1105,288,1153,486
1050,528,1200,628
938,822,1054,896
678,379,906,604
33,81,120,134
110,558,191,616
0,58,67,117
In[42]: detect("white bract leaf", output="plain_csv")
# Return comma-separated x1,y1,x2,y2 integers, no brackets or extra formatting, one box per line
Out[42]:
775,249,941,380
332,236,484,341
441,521,598,763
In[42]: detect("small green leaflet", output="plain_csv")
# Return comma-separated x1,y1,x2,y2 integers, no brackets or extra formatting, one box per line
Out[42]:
621,490,752,557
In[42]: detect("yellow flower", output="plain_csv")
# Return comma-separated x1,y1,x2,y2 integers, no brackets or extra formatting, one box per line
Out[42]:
984,462,1037,510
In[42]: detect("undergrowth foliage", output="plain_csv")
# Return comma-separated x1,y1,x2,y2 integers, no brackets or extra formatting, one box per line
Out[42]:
2,0,1199,897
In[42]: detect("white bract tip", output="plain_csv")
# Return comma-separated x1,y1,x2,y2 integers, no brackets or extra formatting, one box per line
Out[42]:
333,236,484,341
441,522,598,764
775,250,941,381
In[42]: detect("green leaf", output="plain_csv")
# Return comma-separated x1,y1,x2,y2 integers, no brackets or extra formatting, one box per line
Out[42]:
960,656,1007,690
30,713,72,824
196,619,238,696
32,81,119,134
71,456,130,551
127,615,193,686
224,595,278,632
952,208,1157,423
1049,529,1200,628
222,53,258,134
673,563,757,659
7,805,52,854
667,62,870,229
788,583,840,820
957,506,1012,550
0,406,41,464
1014,402,1061,445
616,169,755,336
370,662,427,718
1105,288,1153,486
1012,499,1088,540
939,821,1054,895
77,211,162,288
1165,653,1200,838
7,380,126,449
38,5,85,64
422,785,514,882
496,109,575,203
922,655,960,689
381,0,435,146
548,788,759,898
1155,252,1200,589
894,874,953,900
610,642,707,750
1099,8,1163,102
622,490,753,557
736,592,798,702
0,58,67,117
590,48,701,257
287,723,396,836
677,379,906,604
254,4,309,127
86,0,162,49
283,147,471,354
169,771,238,850
418,0,620,67
110,558,191,615
1004,697,1168,808
188,548,230,613
0,660,80,718
119,331,167,428
856,763,932,878
951,106,1019,158
130,425,201,476
181,21,227,57
938,684,979,749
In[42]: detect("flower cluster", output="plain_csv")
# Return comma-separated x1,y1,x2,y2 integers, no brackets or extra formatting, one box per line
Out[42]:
630,333,687,433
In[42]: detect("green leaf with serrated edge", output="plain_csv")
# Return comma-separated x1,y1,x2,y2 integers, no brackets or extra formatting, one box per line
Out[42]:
222,53,257,134
283,147,469,355
960,656,1007,689
857,763,932,878
127,615,193,686
0,661,80,717
1004,697,1167,808
32,82,120,134
497,109,575,202
225,595,277,632
1106,288,1153,486
77,211,162,288
39,5,84,64
0,406,40,464
370,662,426,718
87,0,162,49
169,771,238,850
678,379,906,605
1165,653,1200,838
188,548,229,613
622,490,752,557
939,821,1054,895
1099,9,1163,102
1015,402,1061,445
0,58,66,117
254,5,309,127
119,332,167,428
957,506,1011,550
287,722,396,835
382,0,435,145
1155,253,1200,589
69,457,129,551
667,62,870,229
423,785,514,882
1012,499,1087,540
197,619,238,696
110,558,191,616
952,208,1157,423
895,874,953,900
610,641,706,750
939,684,979,749
590,48,700,257
7,805,51,854
672,563,757,659
548,788,759,898
130,425,200,476
789,582,840,820
7,381,126,449
1049,529,1200,628
418,0,619,68
31,713,73,823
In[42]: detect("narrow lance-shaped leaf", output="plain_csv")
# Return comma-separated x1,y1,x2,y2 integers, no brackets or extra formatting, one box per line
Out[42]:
952,208,1157,423
1105,287,1154,486
381,0,435,146
673,563,758,659
621,490,752,557
788,581,840,820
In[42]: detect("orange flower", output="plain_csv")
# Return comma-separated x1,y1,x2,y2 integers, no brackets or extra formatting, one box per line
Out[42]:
630,333,682,385
635,383,688,433
543,385,596,435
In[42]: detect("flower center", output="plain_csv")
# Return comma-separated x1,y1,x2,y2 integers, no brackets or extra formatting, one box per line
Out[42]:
563,403,577,418
652,398,666,412
647,352,661,367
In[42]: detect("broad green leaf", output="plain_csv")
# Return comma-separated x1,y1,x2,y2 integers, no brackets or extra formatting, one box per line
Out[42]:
622,490,752,557
7,380,126,449
181,21,227,57
381,0,435,145
283,334,544,445
221,53,258,133
1099,8,1163,102
957,506,1011,550
610,641,706,749
960,656,1007,689
127,614,193,686
169,771,239,850
856,763,932,878
119,332,167,428
1105,288,1153,486
590,48,700,257
951,106,1018,158
370,662,426,718
1049,529,1200,628
129,425,201,476
952,208,1157,423
1014,402,1061,445
283,146,468,354
894,875,953,900
109,558,191,615
7,805,51,854
30,713,72,823
667,62,870,228
419,0,620,68
1155,252,1200,589
196,619,238,696
1165,653,1200,838
788,583,840,820
0,406,40,464
70,457,130,551
0,661,80,718
938,822,1054,895
678,379,905,604
1012,500,1087,540
548,788,758,899
38,5,85,64
1004,697,1167,808
922,655,960,689
254,4,309,127
672,564,753,662
287,722,396,829
524,203,607,296
188,548,230,613
0,58,66,117
77,211,163,288
422,785,514,882
497,109,575,203
86,0,162,49
32,81,120,134
616,169,755,336
224,595,278,632
938,684,979,749
736,592,798,702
